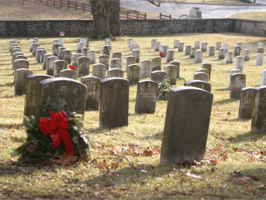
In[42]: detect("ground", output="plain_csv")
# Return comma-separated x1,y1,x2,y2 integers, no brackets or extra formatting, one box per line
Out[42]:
231,11,266,20
1,33,266,199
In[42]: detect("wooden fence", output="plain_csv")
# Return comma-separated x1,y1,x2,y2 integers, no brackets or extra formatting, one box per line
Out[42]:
120,10,147,20
160,13,171,20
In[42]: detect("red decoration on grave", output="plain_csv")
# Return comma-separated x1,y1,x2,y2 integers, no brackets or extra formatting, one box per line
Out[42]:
160,52,164,57
68,65,77,70
39,110,74,156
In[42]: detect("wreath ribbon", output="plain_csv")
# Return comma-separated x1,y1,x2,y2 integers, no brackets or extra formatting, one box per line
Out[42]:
39,110,74,156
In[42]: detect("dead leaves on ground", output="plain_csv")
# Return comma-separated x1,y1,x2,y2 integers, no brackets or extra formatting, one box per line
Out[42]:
52,153,78,165
231,170,259,185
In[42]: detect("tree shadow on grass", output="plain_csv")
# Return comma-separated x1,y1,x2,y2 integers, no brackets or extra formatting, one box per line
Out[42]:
230,131,266,143
215,87,229,91
141,131,163,141
213,98,238,106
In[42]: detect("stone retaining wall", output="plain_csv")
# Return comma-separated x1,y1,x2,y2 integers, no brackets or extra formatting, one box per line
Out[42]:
0,18,265,37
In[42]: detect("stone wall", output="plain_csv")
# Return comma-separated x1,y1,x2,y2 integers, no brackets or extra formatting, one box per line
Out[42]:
0,18,265,37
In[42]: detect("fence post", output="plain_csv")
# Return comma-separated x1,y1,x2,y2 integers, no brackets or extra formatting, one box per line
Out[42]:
144,13,146,20
127,10,129,20
83,3,85,13
76,1,77,11
137,13,139,20
67,0,69,9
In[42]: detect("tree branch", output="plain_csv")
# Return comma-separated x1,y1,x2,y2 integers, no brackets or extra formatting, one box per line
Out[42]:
147,0,160,7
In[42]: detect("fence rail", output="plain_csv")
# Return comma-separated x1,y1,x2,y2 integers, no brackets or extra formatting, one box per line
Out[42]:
160,12,171,20
34,0,148,20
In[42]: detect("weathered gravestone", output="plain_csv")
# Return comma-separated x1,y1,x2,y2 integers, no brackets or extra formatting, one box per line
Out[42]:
60,69,77,80
169,61,180,78
43,54,52,70
127,38,132,48
209,46,215,56
23,74,52,123
125,56,136,72
15,55,27,62
234,46,241,57
193,72,209,82
258,42,263,49
185,45,192,56
58,38,64,46
32,43,40,57
230,73,246,99
15,69,33,96
107,68,124,78
151,57,161,71
127,64,140,85
77,42,83,53
178,42,184,52
88,50,96,64
261,69,266,86
36,49,47,63
58,47,66,60
162,45,169,58
151,39,157,49
196,68,209,80
226,51,233,64
54,60,68,77
151,70,166,83
195,50,202,63
243,49,250,62
195,41,200,49
251,86,266,132
184,80,211,92
238,87,255,119
132,44,140,51
218,48,226,59
132,50,140,63
235,56,244,71
224,43,229,53
160,86,212,166
229,69,242,87
256,53,264,66
12,52,23,67
62,50,72,64
201,63,212,79
81,76,101,110
237,42,242,50
35,78,87,120
92,63,107,79
190,47,196,58
140,60,151,79
135,80,158,114
47,56,58,76
166,50,174,63
99,54,109,69
246,44,252,52
100,78,129,129
258,47,264,54
164,64,177,85
111,58,122,69
82,47,89,57
216,42,221,50
174,40,179,48
53,43,61,56
14,59,29,81
201,42,207,52
154,41,160,51
103,45,110,56
71,53,82,67
112,52,122,59
78,56,90,76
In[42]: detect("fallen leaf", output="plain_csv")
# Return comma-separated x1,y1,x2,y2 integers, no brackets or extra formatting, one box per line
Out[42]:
235,178,247,185
53,153,78,165
143,147,153,157
211,167,215,173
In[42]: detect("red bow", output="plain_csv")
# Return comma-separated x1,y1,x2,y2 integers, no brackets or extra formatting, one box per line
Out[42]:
39,110,74,156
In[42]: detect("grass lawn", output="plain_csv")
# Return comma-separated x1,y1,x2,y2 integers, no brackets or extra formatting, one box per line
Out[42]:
0,33,266,199
144,0,260,5
231,12,266,21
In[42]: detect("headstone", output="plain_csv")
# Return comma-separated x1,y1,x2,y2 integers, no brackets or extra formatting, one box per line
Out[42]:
57,47,66,60
195,50,202,63
35,78,87,120
82,47,89,57
53,43,60,56
81,76,101,110
132,44,140,51
174,40,179,48
78,56,90,76
140,59,151,79
36,49,47,63
112,52,122,59
151,39,157,49
58,38,64,46
193,72,209,82
178,42,184,52
154,41,160,51
201,63,212,79
256,53,264,66
226,51,233,63
151,57,161,71
54,60,68,77
47,56,58,76
185,45,192,56
14,59,29,80
32,43,40,57
130,40,136,50
71,53,82,67
127,38,132,48
53,39,59,44
230,73,246,99
261,69,266,86
24,75,52,123
88,50,96,64
132,50,140,63
234,46,241,57
243,49,250,61
15,69,33,96
43,53,52,70
164,64,177,85
216,42,221,50
33,38,39,43
106,39,112,50
229,69,242,87
151,70,166,83
62,50,72,64
190,47,196,58
246,44,252,52
77,42,83,53
195,41,201,49
184,80,211,92
99,54,110,70
92,63,107,79
135,80,158,114
258,42,263,49
235,56,244,71
169,61,180,78
166,50,174,63
209,46,215,56
107,68,124,78
258,47,264,54
196,68,209,80
251,86,266,132
224,43,229,53
218,48,226,59
238,87,255,119
60,69,77,80
111,58,122,69
125,56,136,72
161,46,169,58
127,64,140,84
160,86,212,166
103,45,110,56
15,55,27,61
29,41,35,53
12,52,23,67
100,78,129,129
201,42,207,52
237,42,242,50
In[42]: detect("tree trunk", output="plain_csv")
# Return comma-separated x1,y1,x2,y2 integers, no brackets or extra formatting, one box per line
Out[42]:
109,0,121,36
90,0,112,39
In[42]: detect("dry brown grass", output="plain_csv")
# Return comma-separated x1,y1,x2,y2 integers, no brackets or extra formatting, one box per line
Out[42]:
158,0,260,5
231,11,266,20
0,33,266,199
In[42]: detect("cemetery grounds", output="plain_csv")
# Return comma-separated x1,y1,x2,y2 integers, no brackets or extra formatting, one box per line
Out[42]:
0,33,266,199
